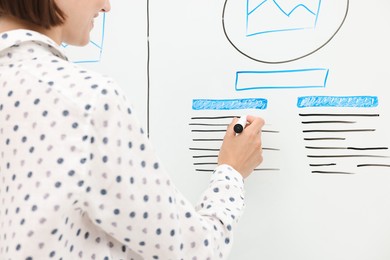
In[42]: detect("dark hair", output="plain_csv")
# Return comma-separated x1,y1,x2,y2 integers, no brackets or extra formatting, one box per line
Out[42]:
0,0,65,29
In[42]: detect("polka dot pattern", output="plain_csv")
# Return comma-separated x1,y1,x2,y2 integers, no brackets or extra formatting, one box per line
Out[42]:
0,30,245,259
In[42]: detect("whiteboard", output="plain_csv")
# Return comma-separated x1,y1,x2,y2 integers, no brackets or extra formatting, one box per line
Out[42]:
63,0,390,259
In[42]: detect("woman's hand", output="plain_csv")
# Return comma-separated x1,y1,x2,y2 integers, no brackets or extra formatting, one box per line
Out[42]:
218,115,265,178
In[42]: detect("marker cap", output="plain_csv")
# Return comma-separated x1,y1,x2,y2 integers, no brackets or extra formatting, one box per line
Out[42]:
234,115,247,134
233,124,244,133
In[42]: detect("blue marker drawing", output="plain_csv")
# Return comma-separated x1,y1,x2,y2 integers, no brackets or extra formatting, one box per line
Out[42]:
61,13,106,63
235,68,329,91
297,96,379,108
246,0,322,37
223,0,349,63
192,98,267,110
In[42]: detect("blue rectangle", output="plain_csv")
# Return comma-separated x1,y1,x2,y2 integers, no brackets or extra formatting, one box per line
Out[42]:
297,96,379,108
192,98,267,110
235,68,329,91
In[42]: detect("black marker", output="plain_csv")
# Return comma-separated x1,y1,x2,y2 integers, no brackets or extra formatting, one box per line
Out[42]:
234,115,247,134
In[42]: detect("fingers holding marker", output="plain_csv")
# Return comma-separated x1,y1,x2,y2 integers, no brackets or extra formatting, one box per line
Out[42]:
218,115,265,178
234,115,265,135
233,115,247,134
247,115,265,135
236,115,265,166
226,117,240,136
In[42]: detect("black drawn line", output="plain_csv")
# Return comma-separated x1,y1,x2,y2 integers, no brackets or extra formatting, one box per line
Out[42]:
195,169,214,172
194,162,217,166
303,129,375,133
299,113,380,117
263,148,280,151
190,148,219,151
193,155,218,159
254,168,280,171
305,146,388,151
191,116,237,120
312,171,355,174
301,120,356,124
310,163,337,167
308,155,389,158
192,129,226,132
304,137,346,141
357,164,390,168
262,130,280,133
189,123,229,126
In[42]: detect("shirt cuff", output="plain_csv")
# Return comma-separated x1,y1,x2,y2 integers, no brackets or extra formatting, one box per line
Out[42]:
210,164,244,191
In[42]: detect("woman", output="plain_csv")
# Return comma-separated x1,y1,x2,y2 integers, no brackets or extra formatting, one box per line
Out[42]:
0,0,265,259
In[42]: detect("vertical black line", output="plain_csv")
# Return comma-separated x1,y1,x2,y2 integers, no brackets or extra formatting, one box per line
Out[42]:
146,0,151,138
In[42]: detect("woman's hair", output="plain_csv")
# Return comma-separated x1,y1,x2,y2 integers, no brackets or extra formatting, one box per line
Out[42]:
0,0,65,29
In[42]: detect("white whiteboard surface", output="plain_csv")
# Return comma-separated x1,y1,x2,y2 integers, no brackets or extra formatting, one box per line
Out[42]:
64,1,390,259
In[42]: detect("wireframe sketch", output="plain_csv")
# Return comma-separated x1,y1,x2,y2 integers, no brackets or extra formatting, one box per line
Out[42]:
298,96,390,174
222,0,349,63
235,68,329,90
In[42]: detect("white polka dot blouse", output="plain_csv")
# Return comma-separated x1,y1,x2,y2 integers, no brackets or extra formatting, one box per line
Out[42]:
0,30,246,260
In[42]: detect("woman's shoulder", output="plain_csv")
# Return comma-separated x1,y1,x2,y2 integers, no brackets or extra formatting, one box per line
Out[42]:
22,51,125,111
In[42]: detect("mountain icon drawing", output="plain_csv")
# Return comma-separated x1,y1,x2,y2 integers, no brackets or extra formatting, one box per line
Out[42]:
246,0,322,36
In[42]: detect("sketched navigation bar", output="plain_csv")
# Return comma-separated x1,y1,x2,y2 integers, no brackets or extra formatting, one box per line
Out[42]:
235,68,329,91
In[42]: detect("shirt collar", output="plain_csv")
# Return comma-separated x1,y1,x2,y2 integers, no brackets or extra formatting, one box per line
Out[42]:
0,29,68,61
